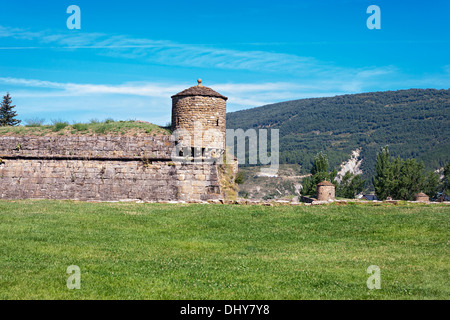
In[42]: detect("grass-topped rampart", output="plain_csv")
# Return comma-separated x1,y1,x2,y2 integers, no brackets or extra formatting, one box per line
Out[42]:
0,119,171,136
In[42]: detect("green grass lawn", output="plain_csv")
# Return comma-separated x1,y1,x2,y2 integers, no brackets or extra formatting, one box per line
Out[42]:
0,200,448,300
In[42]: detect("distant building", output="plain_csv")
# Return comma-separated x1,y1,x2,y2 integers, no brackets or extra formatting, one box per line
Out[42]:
361,194,378,201
316,181,335,201
414,192,429,202
436,193,450,202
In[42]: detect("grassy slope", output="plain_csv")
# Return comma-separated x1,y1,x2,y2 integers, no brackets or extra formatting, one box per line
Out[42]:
0,200,448,300
0,120,171,136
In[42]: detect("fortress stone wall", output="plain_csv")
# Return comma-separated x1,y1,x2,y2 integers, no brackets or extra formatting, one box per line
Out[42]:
0,135,174,159
0,80,231,202
0,135,221,202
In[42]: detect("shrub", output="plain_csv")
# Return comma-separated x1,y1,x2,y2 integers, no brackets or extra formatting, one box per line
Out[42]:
25,118,45,127
95,124,109,134
235,171,245,184
72,123,89,131
52,122,69,132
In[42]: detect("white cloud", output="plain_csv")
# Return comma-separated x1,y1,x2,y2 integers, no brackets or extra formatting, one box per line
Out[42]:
0,76,349,103
0,25,388,79
0,77,183,97
0,76,353,124
1,25,448,124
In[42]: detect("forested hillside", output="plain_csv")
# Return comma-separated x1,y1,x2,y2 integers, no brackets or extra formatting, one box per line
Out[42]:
227,89,450,182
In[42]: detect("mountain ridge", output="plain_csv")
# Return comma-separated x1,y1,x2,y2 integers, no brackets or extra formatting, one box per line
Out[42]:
226,88,450,183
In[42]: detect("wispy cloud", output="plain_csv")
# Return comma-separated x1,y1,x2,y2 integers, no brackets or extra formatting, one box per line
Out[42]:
0,77,183,97
0,25,413,104
0,25,388,78
1,25,448,124
0,76,352,123
0,76,351,106
1,71,448,125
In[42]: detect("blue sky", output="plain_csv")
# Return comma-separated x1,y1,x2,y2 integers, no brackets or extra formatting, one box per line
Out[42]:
0,0,449,125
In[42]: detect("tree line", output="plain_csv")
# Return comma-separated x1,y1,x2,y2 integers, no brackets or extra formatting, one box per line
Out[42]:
301,152,365,199
373,146,446,200
227,88,450,187
301,148,449,200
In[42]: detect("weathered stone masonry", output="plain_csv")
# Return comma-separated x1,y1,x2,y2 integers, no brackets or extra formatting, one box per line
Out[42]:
0,80,230,202
0,135,221,202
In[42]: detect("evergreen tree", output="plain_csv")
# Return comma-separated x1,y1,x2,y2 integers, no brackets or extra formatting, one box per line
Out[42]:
396,159,424,200
300,174,315,197
373,146,441,200
373,146,392,200
422,171,440,199
0,93,21,126
389,156,403,198
301,152,337,197
311,152,328,176
442,162,450,196
337,171,365,199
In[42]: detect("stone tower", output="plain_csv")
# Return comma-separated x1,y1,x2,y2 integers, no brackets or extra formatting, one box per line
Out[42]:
171,79,228,159
317,181,335,201
414,192,429,202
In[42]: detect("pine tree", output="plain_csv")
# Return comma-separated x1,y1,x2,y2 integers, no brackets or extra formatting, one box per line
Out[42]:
373,146,392,200
373,146,440,200
337,171,365,199
422,170,440,199
0,93,21,126
396,158,424,200
442,162,450,196
301,152,337,197
311,152,328,176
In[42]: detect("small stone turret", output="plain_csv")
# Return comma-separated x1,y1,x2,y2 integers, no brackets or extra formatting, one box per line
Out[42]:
171,79,227,158
414,192,429,202
317,181,335,201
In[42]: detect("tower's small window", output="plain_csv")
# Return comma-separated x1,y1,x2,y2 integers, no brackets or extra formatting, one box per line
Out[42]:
177,118,180,125
216,119,219,126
